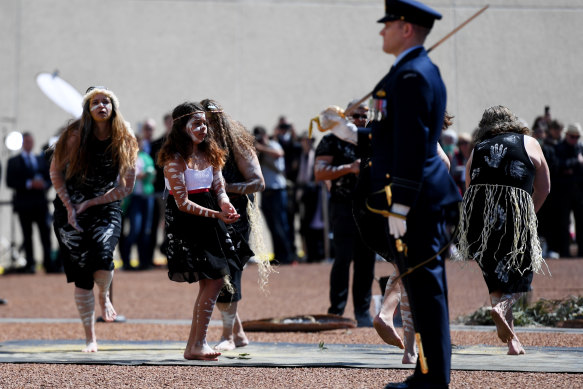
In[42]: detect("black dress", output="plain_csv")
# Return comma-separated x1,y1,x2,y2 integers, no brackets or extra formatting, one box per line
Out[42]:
215,153,252,303
456,133,546,293
222,153,251,241
53,135,122,285
164,166,253,284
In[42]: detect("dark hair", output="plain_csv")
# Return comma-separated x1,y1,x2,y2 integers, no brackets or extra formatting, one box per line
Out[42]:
253,126,267,145
548,119,564,132
532,116,548,133
473,105,529,145
157,102,226,169
253,126,267,136
200,98,255,159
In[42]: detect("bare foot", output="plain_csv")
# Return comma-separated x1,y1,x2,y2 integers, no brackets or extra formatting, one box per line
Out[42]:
507,337,526,355
234,332,249,348
184,343,221,361
491,306,514,343
402,351,417,365
82,341,98,353
99,293,117,322
214,338,236,351
214,332,249,351
373,315,405,349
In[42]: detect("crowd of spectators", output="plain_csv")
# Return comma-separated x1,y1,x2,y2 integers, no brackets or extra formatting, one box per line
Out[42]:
4,105,582,276
253,116,327,264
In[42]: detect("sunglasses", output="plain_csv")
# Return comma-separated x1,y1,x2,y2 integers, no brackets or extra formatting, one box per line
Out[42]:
352,114,368,120
568,134,580,139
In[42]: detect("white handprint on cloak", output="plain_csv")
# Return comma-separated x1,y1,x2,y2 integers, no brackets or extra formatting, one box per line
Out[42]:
484,144,507,168
58,227,82,250
507,160,527,179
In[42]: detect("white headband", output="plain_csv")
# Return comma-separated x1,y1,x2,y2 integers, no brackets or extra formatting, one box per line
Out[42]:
173,110,205,122
82,87,120,110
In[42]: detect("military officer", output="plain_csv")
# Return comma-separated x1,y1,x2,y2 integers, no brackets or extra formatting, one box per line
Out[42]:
367,1,462,388
312,1,461,386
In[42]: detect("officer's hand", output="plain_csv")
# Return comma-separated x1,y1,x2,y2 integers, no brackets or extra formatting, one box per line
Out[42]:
315,106,357,144
321,113,357,144
387,203,410,239
332,121,358,145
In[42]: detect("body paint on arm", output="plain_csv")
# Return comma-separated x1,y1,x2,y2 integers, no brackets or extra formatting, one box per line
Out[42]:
164,160,218,218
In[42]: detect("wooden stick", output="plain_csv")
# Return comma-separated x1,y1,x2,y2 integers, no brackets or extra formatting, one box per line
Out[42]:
344,92,373,117
427,5,490,54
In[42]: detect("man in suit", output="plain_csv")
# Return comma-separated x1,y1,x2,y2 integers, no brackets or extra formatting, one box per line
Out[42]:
364,1,461,387
148,113,172,258
6,132,54,273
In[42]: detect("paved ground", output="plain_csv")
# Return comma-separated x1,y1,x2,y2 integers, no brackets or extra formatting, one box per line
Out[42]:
1,339,582,373
0,259,582,388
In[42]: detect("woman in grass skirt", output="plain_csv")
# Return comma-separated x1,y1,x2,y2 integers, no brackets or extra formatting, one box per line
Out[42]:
456,105,550,355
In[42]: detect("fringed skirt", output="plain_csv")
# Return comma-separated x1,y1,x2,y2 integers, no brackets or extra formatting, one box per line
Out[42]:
455,184,547,293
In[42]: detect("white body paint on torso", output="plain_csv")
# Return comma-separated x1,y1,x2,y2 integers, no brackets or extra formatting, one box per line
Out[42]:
165,165,213,192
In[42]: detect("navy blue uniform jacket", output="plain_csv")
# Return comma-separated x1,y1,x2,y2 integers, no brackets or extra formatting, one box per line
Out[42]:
365,47,460,213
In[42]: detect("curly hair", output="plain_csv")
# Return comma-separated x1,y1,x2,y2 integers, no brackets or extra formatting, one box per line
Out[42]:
52,92,138,184
157,101,226,169
200,99,255,158
442,111,454,131
473,105,530,145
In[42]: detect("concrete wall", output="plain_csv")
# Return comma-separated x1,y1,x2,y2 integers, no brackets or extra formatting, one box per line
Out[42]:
0,0,582,265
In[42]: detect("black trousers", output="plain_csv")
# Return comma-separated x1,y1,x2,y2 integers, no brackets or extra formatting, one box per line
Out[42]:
396,208,451,386
556,182,583,257
16,206,52,270
328,201,375,317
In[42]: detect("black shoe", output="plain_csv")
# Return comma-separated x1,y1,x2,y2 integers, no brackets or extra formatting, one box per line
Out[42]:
385,384,449,389
0,298,7,305
385,383,410,389
327,309,344,316
355,313,374,328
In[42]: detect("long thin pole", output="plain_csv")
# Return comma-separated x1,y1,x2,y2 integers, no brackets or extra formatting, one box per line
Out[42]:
427,5,489,54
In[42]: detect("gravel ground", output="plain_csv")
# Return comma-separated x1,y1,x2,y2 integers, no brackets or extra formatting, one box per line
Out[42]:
1,259,582,388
